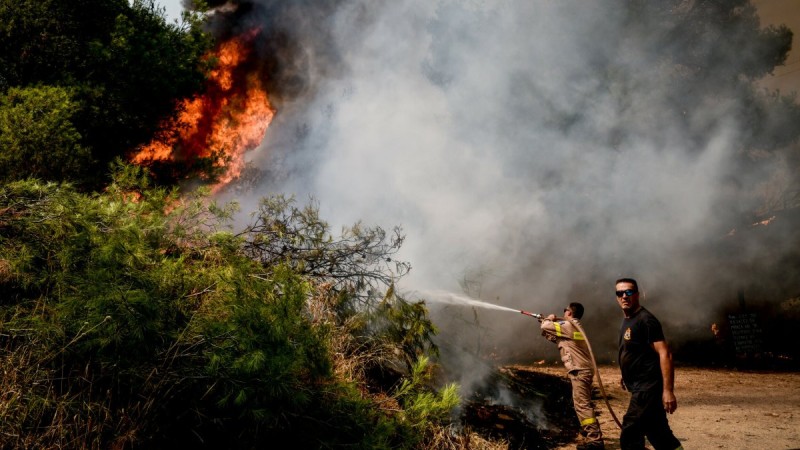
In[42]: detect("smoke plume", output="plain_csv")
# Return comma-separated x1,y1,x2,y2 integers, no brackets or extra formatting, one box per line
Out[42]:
206,0,798,385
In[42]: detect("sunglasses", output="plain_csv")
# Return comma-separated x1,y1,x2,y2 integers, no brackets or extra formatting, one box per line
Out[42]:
615,289,637,298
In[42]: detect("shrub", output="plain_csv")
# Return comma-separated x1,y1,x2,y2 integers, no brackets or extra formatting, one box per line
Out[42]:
0,163,460,448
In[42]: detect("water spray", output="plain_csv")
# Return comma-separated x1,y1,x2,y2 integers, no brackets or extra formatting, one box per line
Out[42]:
421,291,544,319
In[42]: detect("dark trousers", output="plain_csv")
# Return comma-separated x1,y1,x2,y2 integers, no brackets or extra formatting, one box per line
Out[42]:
620,389,681,450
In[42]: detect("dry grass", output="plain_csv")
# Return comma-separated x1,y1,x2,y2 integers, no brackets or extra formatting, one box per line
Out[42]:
0,328,155,449
0,258,11,284
0,337,117,449
422,426,508,450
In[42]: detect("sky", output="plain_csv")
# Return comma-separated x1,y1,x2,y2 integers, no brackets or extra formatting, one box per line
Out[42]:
157,0,184,23
154,0,800,393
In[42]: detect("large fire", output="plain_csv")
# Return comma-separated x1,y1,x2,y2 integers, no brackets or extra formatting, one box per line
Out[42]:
132,31,274,189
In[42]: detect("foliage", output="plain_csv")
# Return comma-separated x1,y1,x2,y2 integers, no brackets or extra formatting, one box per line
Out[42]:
528,1,799,227
0,0,212,187
0,164,458,448
602,0,798,151
646,0,792,81
393,356,461,447
0,85,93,183
239,195,440,373
369,292,441,372
240,195,412,307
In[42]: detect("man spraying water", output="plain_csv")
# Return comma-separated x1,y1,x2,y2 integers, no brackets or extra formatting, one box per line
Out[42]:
422,289,620,446
539,302,605,449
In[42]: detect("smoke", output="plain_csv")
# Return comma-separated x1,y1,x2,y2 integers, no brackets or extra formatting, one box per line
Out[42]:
207,0,797,384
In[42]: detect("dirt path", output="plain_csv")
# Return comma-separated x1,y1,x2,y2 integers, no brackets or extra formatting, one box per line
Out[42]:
526,365,800,450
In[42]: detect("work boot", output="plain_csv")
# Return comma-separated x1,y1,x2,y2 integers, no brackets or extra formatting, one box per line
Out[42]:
576,441,604,450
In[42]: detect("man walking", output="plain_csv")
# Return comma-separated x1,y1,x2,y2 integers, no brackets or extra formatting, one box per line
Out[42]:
540,302,604,449
615,278,682,450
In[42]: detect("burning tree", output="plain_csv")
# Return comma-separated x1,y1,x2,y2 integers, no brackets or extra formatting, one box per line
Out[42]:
0,0,212,187
133,30,275,189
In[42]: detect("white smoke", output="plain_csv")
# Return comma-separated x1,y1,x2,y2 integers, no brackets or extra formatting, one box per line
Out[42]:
215,0,792,379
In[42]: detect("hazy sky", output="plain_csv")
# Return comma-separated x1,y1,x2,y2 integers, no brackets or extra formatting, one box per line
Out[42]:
156,0,184,23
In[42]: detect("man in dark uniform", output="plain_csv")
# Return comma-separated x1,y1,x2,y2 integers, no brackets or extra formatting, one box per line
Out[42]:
615,278,683,450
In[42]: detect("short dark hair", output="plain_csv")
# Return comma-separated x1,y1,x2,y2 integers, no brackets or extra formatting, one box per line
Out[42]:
615,277,638,292
567,302,584,319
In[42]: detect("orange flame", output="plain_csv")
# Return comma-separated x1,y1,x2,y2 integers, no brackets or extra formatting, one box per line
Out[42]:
132,31,274,190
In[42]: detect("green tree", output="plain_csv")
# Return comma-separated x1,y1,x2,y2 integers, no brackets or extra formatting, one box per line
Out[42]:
588,0,796,156
80,0,213,168
0,85,92,182
0,0,212,186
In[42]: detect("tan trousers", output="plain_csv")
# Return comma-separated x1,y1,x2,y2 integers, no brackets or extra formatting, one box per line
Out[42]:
569,369,603,444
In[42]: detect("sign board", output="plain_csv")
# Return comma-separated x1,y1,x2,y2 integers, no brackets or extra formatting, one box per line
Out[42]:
727,313,763,354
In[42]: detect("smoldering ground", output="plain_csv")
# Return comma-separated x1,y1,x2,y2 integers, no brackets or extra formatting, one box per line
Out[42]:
206,0,800,388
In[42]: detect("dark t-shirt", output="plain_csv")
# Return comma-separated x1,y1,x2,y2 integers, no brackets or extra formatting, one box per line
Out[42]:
618,307,665,392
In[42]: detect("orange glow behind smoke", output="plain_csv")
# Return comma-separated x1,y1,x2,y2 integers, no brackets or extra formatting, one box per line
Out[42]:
132,32,274,189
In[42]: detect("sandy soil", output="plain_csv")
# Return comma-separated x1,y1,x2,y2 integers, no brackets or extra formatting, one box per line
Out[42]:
526,365,800,450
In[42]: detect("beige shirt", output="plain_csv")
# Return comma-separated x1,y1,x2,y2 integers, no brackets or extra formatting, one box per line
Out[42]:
540,318,593,372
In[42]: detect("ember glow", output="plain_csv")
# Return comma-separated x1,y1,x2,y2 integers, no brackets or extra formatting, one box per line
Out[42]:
132,31,274,189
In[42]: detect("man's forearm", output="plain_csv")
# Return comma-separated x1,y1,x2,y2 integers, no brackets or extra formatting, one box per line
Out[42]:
658,343,678,413
653,340,675,391
660,350,674,391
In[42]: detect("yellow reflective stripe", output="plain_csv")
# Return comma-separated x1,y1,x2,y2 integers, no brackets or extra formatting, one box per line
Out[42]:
580,417,596,426
554,322,563,337
573,331,585,340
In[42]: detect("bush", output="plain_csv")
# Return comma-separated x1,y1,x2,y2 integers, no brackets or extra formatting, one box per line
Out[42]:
0,163,460,448
0,85,92,183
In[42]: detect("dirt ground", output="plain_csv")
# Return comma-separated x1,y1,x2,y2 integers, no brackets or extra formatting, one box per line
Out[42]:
526,365,800,450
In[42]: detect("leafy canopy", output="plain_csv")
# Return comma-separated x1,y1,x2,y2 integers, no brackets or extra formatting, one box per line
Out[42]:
0,0,212,187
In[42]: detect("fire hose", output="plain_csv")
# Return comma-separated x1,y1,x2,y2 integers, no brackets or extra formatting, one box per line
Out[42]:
520,310,624,429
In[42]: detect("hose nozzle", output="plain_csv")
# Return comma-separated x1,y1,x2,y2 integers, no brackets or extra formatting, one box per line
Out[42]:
520,310,543,320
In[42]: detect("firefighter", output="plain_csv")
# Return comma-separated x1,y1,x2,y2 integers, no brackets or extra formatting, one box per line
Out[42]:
540,302,604,450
